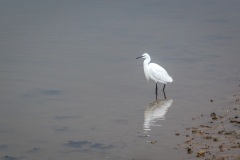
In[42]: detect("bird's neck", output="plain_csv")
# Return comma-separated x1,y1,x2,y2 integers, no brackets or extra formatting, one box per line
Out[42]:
144,57,151,65
143,58,151,81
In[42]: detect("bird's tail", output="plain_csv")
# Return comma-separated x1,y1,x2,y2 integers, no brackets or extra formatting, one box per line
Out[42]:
168,76,173,83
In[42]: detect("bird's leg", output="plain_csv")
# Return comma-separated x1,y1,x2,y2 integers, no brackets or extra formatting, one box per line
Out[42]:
163,84,166,99
155,83,158,101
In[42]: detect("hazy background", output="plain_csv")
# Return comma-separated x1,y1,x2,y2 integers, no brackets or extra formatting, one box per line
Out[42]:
0,0,240,159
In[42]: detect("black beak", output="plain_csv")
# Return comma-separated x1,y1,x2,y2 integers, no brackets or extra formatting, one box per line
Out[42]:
136,56,143,59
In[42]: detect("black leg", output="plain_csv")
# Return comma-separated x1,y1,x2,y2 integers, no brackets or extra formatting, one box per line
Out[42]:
163,84,166,99
155,83,158,101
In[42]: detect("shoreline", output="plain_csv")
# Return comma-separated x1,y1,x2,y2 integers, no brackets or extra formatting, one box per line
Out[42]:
177,92,240,160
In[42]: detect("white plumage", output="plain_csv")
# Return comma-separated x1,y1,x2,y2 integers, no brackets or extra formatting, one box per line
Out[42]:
136,53,173,100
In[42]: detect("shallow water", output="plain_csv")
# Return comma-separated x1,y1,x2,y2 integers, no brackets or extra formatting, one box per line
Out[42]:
1,0,240,159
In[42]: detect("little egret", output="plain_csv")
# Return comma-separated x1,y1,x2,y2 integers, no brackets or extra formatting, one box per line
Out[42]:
136,53,173,100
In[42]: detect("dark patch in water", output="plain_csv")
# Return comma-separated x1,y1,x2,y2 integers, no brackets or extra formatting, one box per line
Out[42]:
0,144,8,150
65,140,113,150
22,89,61,98
26,147,41,153
65,140,91,148
54,115,76,120
1,156,24,160
90,143,113,149
38,89,61,96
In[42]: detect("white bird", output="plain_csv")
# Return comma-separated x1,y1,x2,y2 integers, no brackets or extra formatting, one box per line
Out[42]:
136,53,173,100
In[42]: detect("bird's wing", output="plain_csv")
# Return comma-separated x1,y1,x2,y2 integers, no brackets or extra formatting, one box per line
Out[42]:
149,63,172,82
149,63,168,75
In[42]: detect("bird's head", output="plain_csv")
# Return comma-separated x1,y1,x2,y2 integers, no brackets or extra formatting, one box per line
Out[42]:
136,53,150,59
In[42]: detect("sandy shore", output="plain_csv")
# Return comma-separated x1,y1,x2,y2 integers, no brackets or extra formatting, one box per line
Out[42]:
177,93,240,160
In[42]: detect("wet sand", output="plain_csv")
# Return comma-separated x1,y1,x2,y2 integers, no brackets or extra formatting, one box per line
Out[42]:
177,92,240,159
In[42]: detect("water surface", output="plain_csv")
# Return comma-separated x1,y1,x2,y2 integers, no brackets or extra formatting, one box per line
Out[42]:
1,0,240,159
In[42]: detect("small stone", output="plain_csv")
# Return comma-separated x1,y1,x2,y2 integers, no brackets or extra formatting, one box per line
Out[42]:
218,130,224,135
150,141,157,144
203,136,212,140
185,138,191,144
196,150,205,157
175,133,180,136
219,144,224,152
187,147,193,154
210,112,218,120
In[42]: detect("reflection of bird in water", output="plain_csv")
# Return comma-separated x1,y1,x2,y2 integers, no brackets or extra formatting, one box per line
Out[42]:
144,99,173,132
